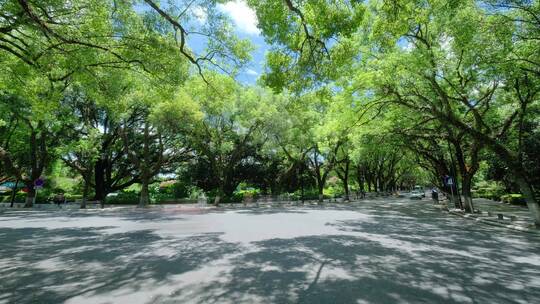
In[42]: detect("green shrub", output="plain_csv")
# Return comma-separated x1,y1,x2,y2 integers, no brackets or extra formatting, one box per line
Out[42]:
52,187,65,194
153,181,191,202
231,188,261,203
172,182,189,198
106,191,140,205
1,190,83,204
472,181,505,201
500,194,526,205
150,182,168,203
65,194,83,201
324,185,344,197
0,192,26,203
292,188,328,200
281,192,300,201
49,176,79,195
188,187,204,199
0,191,52,204
205,189,231,204
231,191,244,203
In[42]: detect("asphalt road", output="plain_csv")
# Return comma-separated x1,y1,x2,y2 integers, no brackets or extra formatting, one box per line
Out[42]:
0,197,539,304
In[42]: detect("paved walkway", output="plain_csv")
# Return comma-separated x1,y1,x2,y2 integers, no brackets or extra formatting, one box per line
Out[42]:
0,198,539,303
432,196,537,231
472,198,532,221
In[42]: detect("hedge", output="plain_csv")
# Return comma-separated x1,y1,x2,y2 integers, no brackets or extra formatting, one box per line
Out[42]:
500,194,527,205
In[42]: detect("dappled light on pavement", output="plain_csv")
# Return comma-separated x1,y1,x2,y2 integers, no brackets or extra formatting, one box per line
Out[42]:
0,197,539,303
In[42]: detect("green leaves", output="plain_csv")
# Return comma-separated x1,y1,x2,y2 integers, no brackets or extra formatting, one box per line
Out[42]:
150,88,203,132
249,0,366,92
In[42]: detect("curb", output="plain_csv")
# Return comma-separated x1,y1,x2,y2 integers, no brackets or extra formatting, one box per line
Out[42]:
447,210,540,235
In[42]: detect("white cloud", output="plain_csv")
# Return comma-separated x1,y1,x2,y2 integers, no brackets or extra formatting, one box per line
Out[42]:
218,0,260,35
245,68,258,76
191,6,207,23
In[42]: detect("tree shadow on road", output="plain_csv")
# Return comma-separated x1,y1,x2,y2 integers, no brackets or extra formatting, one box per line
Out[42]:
0,208,190,223
0,199,539,304
168,201,540,303
177,230,539,304
0,227,239,303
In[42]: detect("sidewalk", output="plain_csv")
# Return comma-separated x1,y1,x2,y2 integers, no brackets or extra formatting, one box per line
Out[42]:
436,197,539,234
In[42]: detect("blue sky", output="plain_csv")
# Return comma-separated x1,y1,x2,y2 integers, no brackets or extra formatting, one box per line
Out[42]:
136,1,268,85
193,0,269,85
235,33,268,85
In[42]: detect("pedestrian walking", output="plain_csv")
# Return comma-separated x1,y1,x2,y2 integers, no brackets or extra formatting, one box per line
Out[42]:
431,188,439,204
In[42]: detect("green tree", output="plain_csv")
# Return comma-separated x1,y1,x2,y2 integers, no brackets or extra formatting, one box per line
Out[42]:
0,89,72,206
252,0,540,224
154,75,278,204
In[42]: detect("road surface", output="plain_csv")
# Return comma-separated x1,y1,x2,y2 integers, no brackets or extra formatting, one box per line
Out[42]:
0,197,539,303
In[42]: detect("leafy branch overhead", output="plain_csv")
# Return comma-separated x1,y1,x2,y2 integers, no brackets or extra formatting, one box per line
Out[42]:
0,0,252,86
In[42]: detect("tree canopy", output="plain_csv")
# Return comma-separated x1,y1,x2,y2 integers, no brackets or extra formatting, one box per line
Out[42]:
1,0,539,224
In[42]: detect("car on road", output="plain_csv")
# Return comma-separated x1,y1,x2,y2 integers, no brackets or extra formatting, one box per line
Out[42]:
409,189,425,200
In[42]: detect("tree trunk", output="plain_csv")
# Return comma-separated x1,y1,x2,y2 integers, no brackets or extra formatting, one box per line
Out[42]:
81,181,88,209
300,162,305,203
317,181,324,203
448,149,463,210
94,159,106,201
24,187,35,208
490,142,540,224
515,175,540,225
9,178,19,207
214,195,222,206
139,178,150,207
454,178,463,209
461,174,475,213
356,172,365,199
339,160,350,201
447,186,460,210
300,181,305,203
437,109,540,224
343,178,350,202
